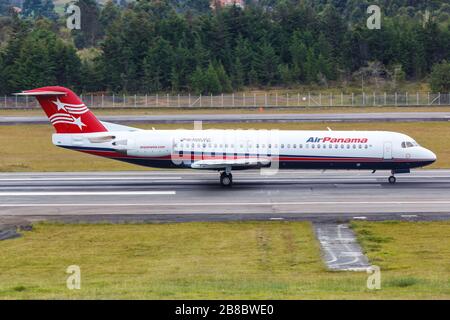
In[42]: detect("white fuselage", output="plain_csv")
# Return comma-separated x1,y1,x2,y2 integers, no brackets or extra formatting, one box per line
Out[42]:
52,129,436,172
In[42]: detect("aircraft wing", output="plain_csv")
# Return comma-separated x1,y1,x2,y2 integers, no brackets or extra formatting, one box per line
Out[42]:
191,157,271,170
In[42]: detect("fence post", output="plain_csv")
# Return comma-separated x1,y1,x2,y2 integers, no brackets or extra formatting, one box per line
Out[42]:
221,93,224,107
112,93,115,108
395,92,397,106
134,94,137,108
330,93,332,107
427,92,430,105
351,92,354,106
200,94,202,107
341,92,343,106
308,92,311,107
178,94,180,108
265,93,268,107
406,92,408,106
384,92,387,105
101,94,104,108
15,94,17,108
243,93,246,107
123,94,125,108
156,93,159,107
416,92,419,106
362,92,365,106
275,92,278,107
373,92,376,106
210,93,213,107
254,93,256,107
4,95,6,109
286,93,289,107
438,92,441,105
145,94,148,107
26,95,28,108
297,93,300,106
91,94,93,108
319,93,322,106
232,93,235,107
188,93,191,107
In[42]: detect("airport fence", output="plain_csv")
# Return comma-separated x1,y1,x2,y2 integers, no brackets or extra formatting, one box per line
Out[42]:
2,92,450,109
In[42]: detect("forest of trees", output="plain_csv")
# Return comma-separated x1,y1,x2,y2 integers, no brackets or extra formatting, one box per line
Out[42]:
0,0,450,94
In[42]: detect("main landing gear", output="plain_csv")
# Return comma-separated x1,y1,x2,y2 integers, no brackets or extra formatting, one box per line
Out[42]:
388,175,397,184
220,168,233,187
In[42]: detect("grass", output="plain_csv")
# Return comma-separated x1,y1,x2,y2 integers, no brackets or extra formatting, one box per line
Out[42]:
352,221,450,295
2,106,450,116
0,121,449,171
0,221,448,299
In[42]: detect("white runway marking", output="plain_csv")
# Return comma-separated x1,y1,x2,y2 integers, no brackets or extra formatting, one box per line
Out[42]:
0,177,182,181
0,200,449,206
0,191,176,196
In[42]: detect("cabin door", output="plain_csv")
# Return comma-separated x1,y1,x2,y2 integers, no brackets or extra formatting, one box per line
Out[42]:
383,142,393,160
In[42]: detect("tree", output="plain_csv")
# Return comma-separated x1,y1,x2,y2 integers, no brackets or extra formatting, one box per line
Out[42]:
214,62,232,93
429,61,450,92
143,37,174,92
71,0,103,49
7,26,82,91
203,62,221,94
189,66,205,94
22,0,57,20
253,42,279,85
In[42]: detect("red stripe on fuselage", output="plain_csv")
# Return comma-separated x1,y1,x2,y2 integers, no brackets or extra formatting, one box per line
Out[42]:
77,149,426,164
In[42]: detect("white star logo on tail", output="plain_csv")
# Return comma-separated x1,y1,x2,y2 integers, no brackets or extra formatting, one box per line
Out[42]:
49,113,86,131
51,98,88,115
72,116,86,130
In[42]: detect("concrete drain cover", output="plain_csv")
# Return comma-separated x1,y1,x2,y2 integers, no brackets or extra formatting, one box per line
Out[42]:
314,223,371,271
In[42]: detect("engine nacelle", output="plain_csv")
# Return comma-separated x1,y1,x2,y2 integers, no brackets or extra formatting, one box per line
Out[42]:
125,136,171,157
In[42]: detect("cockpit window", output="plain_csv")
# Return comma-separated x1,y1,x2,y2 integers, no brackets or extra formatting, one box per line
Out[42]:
401,141,418,148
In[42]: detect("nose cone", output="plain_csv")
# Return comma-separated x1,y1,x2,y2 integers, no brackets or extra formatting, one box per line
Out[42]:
425,149,437,163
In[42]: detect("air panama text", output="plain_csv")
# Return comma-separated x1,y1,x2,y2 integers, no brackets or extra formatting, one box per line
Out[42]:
307,137,369,144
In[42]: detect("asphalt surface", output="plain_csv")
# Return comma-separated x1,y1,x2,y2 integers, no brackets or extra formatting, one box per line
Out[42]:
1,170,450,225
314,223,371,271
1,112,450,124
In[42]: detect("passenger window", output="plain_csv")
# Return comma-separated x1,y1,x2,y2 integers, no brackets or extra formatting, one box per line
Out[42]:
281,144,284,148
317,144,321,149
293,144,296,148
401,142,406,148
341,145,344,149
311,144,315,149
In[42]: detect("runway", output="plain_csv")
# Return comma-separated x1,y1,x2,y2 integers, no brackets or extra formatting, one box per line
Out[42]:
1,112,450,124
1,170,450,224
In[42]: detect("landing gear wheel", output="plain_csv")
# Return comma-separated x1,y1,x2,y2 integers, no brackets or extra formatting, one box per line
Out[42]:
388,176,396,184
220,172,233,187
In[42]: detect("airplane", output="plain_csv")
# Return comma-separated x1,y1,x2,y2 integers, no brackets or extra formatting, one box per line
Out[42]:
15,86,436,186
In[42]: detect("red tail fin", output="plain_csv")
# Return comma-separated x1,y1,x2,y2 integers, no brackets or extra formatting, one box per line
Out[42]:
18,86,107,133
